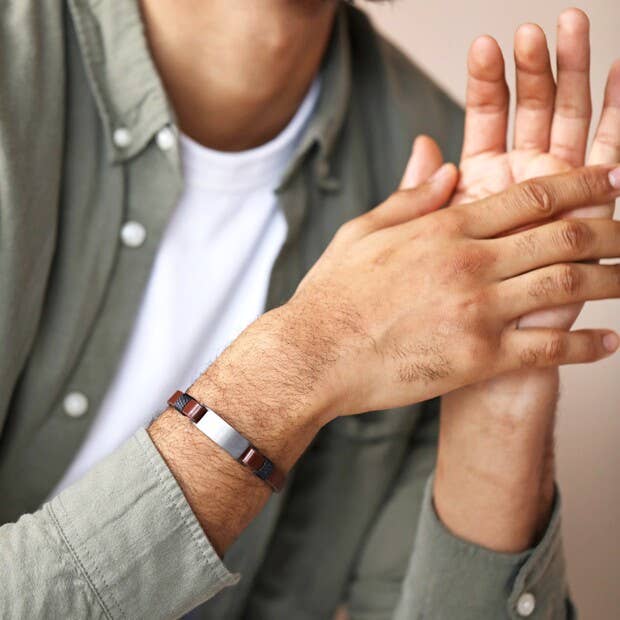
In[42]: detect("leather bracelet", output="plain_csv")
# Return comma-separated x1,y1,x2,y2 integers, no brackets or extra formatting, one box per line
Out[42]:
167,390,286,492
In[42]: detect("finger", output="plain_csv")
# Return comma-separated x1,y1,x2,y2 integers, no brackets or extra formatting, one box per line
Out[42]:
355,163,458,234
497,262,620,319
490,218,620,278
503,328,618,370
399,135,444,190
459,165,620,238
573,59,620,220
589,60,620,166
513,23,555,152
461,36,509,160
516,302,584,331
549,8,592,167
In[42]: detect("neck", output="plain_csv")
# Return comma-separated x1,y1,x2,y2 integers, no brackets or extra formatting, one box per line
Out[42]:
139,0,337,151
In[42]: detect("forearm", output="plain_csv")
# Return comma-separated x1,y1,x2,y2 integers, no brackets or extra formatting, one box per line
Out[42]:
0,313,318,616
148,305,328,555
434,369,559,553
0,430,240,618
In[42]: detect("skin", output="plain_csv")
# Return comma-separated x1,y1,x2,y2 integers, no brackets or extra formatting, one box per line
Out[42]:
144,1,620,560
432,9,620,551
139,0,337,151
151,162,620,556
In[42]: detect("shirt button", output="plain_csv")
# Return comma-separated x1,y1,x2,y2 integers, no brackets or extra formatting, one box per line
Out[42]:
156,126,176,151
120,221,146,248
113,127,132,149
516,592,536,617
63,392,89,418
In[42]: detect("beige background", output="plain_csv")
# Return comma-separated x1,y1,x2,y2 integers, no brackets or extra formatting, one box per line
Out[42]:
361,1,619,618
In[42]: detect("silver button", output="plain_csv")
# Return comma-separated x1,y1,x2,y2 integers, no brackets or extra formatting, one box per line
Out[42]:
113,127,132,149
63,392,89,418
120,221,146,248
516,592,536,617
156,126,176,151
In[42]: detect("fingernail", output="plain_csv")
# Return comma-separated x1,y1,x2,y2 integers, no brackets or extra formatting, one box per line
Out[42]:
609,167,620,189
603,333,619,353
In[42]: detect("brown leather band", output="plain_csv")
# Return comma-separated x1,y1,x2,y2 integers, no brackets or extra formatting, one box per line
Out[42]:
167,390,286,493
168,390,208,423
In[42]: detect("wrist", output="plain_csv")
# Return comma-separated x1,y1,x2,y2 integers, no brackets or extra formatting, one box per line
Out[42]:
440,367,559,484
435,373,558,552
147,307,332,554
188,305,333,468
434,450,555,553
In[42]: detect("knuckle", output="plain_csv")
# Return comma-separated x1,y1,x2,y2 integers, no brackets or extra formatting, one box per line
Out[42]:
336,218,361,241
527,265,582,300
444,246,494,279
358,209,379,230
520,334,566,368
371,246,395,267
527,274,555,299
544,334,567,364
555,220,592,254
573,167,607,202
517,180,555,216
556,264,582,296
594,130,620,149
555,101,592,121
519,347,539,368
514,230,539,255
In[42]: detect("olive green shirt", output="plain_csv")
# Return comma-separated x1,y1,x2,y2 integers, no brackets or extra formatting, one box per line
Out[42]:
0,2,573,618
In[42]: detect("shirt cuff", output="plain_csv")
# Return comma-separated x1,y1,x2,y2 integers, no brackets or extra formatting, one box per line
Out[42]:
48,428,239,619
395,474,575,620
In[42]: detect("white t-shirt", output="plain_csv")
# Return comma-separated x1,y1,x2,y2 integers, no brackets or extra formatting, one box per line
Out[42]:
53,78,321,495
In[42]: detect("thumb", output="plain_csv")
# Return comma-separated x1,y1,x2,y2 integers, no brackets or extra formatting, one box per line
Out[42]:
400,135,445,189
366,162,458,231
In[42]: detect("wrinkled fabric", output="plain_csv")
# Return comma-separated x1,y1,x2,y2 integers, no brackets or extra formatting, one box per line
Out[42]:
0,1,573,618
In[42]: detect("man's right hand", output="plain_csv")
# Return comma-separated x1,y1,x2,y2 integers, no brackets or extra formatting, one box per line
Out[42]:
273,164,620,422
151,162,620,555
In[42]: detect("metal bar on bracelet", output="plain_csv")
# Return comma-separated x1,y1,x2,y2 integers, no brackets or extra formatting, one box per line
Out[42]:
196,408,250,459
167,390,286,492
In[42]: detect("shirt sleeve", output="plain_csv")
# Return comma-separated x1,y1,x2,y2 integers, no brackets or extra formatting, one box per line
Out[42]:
393,477,576,620
0,429,239,619
345,402,575,620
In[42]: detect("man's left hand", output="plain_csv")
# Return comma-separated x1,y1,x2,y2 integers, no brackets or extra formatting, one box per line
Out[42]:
406,9,620,552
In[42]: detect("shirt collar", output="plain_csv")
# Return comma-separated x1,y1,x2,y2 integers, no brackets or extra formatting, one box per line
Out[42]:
68,0,352,172
68,0,174,164
279,5,352,192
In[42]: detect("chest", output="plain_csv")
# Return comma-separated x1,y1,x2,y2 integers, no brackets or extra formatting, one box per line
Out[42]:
0,27,425,616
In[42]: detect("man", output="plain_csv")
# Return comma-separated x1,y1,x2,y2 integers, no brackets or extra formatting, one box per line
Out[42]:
1,1,619,618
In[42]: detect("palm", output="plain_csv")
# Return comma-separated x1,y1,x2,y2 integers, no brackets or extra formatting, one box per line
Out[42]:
435,10,620,410
453,150,570,206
